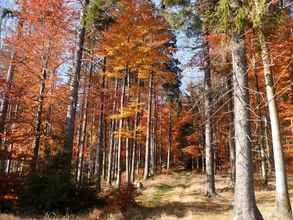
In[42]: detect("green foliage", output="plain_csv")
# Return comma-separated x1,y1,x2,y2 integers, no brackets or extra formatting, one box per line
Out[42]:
162,0,190,7
84,0,114,30
19,157,99,214
251,0,285,32
205,0,249,36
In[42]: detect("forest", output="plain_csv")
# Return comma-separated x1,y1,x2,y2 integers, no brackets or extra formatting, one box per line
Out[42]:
0,0,292,219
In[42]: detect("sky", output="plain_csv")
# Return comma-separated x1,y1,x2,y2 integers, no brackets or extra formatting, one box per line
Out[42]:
0,0,14,8
0,0,202,91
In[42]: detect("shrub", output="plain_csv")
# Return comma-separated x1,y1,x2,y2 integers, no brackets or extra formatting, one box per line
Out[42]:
19,155,100,214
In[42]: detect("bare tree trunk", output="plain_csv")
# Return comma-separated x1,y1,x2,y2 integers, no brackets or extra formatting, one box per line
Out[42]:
203,35,216,197
107,79,118,185
130,83,140,183
158,109,163,173
0,51,15,148
144,73,153,180
63,0,89,175
76,62,93,184
95,70,106,192
32,60,48,172
116,76,126,188
253,59,268,185
227,75,236,187
167,110,172,170
259,31,292,220
231,35,263,220
150,87,157,176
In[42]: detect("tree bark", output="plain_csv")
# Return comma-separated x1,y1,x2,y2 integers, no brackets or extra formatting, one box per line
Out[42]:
116,76,126,188
32,59,48,172
253,59,268,186
95,65,106,192
63,0,89,175
203,34,216,197
227,75,236,187
107,79,118,185
259,31,293,220
144,73,153,180
231,35,263,220
167,110,172,170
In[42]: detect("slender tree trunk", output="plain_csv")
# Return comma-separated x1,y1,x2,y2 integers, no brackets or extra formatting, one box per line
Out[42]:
63,0,89,175
32,60,48,172
144,73,153,180
107,79,118,185
259,31,292,220
116,76,126,188
203,34,216,197
253,59,268,185
264,116,273,174
167,110,172,170
158,109,163,172
130,84,140,183
76,62,93,184
231,35,263,220
0,51,15,151
227,75,236,187
95,68,106,192
150,87,157,176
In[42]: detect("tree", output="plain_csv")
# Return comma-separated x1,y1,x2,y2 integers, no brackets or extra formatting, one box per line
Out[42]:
209,0,264,219
63,0,90,176
252,1,293,218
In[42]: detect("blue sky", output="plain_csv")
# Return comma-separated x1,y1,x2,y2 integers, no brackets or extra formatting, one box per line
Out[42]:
0,0,202,91
0,0,14,8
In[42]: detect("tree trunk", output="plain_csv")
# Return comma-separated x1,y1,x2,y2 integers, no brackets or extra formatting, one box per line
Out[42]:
107,79,118,185
203,35,216,197
95,67,106,192
0,51,15,149
32,60,48,172
167,110,172,170
63,0,89,175
231,35,263,220
253,59,268,186
144,73,153,180
227,75,236,187
130,83,140,183
259,31,292,219
116,76,126,188
76,62,93,184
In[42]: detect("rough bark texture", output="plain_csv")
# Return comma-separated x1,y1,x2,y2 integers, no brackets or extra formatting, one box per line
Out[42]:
63,0,89,175
231,35,263,220
259,31,293,220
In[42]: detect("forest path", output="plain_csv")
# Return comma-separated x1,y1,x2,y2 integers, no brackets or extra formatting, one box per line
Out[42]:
125,170,293,220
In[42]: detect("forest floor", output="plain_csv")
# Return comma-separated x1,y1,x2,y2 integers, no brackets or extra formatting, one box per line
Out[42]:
124,169,292,220
1,170,293,220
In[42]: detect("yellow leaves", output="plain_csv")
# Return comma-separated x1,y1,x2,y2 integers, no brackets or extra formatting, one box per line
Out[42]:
105,71,124,79
114,127,145,140
182,145,202,157
138,69,150,80
110,102,144,120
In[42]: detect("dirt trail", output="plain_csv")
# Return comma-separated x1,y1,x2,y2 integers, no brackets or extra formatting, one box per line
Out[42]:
125,170,293,220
